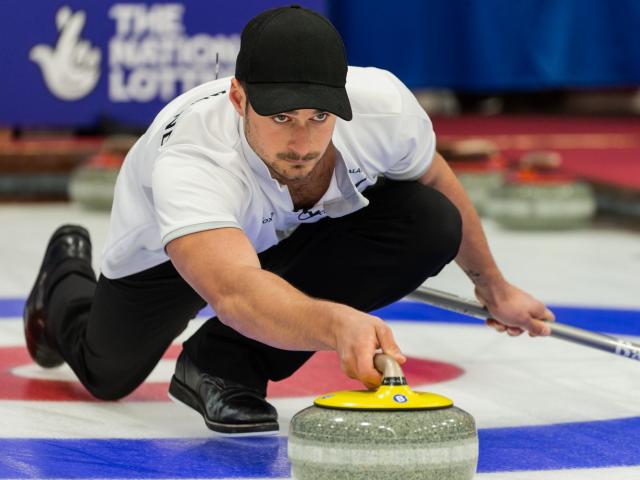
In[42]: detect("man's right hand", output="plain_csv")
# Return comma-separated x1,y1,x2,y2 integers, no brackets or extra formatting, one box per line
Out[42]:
331,305,406,389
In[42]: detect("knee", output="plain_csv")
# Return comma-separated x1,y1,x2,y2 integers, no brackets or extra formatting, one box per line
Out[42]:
415,187,462,258
83,373,140,401
404,187,462,278
432,196,462,260
86,384,134,401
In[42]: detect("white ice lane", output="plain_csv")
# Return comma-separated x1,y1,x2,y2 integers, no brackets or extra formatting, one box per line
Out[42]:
0,204,110,297
2,203,640,310
415,220,640,310
392,321,640,429
476,466,640,480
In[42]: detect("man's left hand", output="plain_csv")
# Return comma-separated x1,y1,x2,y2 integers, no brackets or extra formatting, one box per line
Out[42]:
475,282,555,337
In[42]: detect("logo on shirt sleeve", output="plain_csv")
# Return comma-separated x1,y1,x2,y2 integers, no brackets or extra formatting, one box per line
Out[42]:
160,89,227,146
161,113,182,146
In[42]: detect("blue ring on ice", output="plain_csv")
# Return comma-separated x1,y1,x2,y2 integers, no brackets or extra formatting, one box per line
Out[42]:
1,417,640,477
4,298,640,336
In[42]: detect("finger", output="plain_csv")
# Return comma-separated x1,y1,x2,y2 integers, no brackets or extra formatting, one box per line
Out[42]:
74,40,90,65
507,327,524,336
85,48,101,69
485,318,500,328
363,376,381,390
375,323,406,364
486,319,505,333
29,44,53,65
491,320,507,333
529,318,551,336
543,308,556,322
56,10,86,57
339,353,357,380
356,353,382,390
56,5,71,31
529,299,555,322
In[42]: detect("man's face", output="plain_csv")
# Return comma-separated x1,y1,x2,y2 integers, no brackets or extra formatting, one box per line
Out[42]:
231,80,337,182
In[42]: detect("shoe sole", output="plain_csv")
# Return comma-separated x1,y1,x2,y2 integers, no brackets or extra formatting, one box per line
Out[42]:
168,375,279,435
24,225,92,368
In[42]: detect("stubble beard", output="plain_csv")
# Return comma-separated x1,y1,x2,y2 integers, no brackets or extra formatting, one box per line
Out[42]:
244,119,321,183
269,163,312,182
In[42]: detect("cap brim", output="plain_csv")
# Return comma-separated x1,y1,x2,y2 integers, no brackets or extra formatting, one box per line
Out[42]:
246,82,352,121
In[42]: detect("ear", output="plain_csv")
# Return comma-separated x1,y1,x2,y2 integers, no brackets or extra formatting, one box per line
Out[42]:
229,78,246,117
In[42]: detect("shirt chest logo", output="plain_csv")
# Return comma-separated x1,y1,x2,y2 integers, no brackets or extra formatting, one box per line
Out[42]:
298,208,325,221
262,212,275,224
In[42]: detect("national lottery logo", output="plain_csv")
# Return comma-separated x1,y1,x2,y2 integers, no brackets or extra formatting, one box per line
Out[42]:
30,6,101,101
30,3,241,103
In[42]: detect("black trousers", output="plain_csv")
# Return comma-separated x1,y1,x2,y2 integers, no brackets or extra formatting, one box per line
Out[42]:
46,180,462,400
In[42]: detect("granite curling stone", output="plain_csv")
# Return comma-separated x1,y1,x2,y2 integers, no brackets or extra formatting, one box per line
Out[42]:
485,151,596,230
288,354,478,480
438,138,506,215
68,135,136,210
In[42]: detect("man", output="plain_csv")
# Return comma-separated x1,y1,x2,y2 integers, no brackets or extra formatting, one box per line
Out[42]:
24,6,554,434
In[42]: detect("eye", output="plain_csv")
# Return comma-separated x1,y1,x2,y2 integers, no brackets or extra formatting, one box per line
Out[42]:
272,114,289,124
313,112,329,122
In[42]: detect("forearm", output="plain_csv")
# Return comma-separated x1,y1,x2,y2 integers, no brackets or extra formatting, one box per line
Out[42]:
413,151,557,336
167,228,348,353
420,153,506,292
212,265,346,352
419,153,554,335
444,179,504,289
168,226,407,388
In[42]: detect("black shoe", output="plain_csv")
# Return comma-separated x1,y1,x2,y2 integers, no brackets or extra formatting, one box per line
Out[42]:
23,225,92,368
169,351,279,434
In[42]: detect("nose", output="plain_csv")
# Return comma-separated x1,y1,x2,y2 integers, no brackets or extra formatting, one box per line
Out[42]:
287,124,313,158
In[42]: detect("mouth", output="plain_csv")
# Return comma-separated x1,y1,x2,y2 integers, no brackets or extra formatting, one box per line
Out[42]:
284,158,310,164
277,152,321,165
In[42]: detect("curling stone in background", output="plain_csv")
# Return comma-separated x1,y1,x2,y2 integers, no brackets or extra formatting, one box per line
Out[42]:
68,135,137,210
288,354,478,480
485,150,597,230
438,138,506,215
0,137,101,201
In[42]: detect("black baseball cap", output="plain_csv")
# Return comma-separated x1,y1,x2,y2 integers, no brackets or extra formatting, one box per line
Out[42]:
235,5,352,121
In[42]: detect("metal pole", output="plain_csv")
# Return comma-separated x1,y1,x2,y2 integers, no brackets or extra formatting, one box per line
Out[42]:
407,285,640,362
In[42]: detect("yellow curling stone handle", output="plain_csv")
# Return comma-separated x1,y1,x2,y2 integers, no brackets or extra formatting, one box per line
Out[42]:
313,353,453,410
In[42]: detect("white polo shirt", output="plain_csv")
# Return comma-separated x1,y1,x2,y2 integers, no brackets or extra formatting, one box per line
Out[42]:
101,66,436,279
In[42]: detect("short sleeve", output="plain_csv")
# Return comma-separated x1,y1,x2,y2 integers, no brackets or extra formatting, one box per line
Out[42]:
383,72,436,181
152,143,248,247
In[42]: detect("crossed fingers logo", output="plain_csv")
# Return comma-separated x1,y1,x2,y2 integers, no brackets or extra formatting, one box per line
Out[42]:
30,6,101,100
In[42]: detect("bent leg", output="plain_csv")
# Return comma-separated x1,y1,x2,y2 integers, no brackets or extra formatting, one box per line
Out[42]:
48,261,206,400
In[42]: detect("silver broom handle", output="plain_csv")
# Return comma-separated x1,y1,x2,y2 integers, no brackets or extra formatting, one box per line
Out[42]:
407,285,640,362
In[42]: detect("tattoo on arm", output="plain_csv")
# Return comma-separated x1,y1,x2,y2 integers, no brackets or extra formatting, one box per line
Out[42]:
464,268,482,283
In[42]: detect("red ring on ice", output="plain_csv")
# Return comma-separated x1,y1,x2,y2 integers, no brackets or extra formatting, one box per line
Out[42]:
0,346,464,401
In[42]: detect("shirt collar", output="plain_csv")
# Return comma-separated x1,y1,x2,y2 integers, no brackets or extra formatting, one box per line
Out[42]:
324,149,369,216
